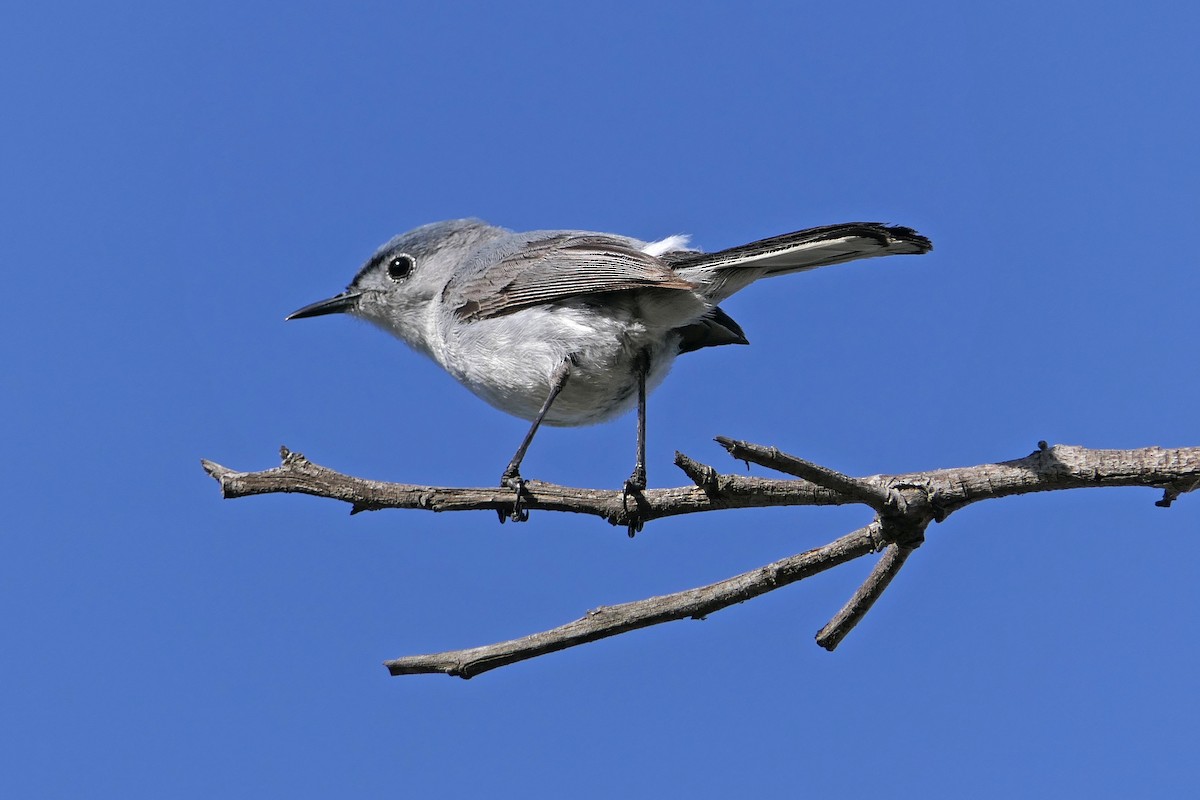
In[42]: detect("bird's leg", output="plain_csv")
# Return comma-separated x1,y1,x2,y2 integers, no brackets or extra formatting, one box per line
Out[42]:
625,351,649,493
499,357,572,523
623,350,649,535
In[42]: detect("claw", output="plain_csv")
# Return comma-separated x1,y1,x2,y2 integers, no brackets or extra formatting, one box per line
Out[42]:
500,473,530,523
625,465,647,494
622,471,647,537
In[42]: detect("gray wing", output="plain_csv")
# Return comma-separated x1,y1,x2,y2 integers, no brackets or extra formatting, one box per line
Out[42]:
448,233,698,322
664,223,932,277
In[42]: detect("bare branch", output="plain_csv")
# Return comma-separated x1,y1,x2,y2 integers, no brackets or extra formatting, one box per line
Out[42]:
385,523,879,678
202,443,1200,524
715,436,896,511
816,543,918,651
200,446,847,527
201,441,1195,527
201,441,1200,677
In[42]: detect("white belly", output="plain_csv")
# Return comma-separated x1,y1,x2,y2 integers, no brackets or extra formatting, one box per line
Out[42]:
436,298,693,426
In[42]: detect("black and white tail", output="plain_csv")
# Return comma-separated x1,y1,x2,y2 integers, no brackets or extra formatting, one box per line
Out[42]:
665,222,932,301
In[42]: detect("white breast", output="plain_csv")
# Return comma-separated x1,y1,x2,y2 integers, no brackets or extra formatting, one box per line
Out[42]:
436,300,685,426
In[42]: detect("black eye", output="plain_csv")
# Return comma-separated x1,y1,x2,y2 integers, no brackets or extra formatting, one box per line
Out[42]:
387,253,415,282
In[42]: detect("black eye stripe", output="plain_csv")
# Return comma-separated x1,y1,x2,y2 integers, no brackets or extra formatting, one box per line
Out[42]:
387,253,415,282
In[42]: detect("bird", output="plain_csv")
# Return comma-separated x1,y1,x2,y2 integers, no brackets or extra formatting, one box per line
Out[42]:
287,218,932,521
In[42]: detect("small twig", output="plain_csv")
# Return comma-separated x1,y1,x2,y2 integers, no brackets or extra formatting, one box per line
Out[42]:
714,437,895,510
1156,477,1200,508
385,524,879,678
673,451,721,493
816,542,918,651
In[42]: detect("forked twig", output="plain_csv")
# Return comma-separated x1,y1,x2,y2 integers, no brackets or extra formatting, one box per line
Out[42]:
202,441,1200,677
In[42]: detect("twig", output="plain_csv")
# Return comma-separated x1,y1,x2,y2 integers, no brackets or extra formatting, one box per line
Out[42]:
816,543,918,651
385,524,879,678
715,437,895,510
673,450,722,494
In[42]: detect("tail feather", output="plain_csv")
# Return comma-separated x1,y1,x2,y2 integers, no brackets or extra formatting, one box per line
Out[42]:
666,222,932,282
674,305,749,354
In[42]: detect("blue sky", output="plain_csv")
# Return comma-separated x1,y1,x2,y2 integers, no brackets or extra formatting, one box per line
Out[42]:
3,1,1198,796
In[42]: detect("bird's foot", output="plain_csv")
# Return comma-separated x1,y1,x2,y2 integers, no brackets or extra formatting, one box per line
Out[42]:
622,467,647,537
499,471,530,523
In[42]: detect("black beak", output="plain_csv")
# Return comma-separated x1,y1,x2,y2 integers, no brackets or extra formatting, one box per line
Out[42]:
286,292,361,320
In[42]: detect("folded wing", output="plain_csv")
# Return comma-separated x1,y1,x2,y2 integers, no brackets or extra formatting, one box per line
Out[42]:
450,233,698,322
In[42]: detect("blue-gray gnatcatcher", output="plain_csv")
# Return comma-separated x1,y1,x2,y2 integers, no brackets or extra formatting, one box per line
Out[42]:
288,219,931,519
